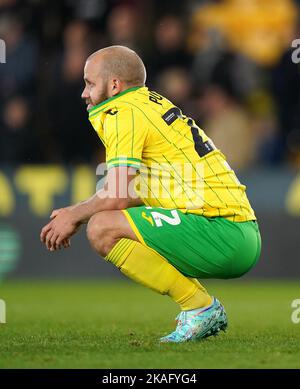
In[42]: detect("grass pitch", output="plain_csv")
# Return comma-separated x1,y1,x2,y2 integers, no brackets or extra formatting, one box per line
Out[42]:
0,279,299,369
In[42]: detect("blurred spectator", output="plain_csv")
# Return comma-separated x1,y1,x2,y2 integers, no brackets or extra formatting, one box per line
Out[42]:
155,67,198,117
287,130,300,166
106,4,141,51
41,20,100,163
67,0,107,21
0,96,38,162
246,90,279,166
271,28,300,164
0,12,38,162
0,13,38,100
0,0,18,12
146,15,193,86
189,0,298,66
199,85,257,170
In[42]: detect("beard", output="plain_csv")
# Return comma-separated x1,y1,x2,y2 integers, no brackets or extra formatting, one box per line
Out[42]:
87,82,109,110
96,88,109,104
95,81,109,105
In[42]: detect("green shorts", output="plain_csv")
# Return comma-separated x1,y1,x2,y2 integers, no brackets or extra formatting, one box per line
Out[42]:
122,206,261,279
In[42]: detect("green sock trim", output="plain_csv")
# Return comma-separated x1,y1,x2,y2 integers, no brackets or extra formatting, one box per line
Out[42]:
105,239,136,267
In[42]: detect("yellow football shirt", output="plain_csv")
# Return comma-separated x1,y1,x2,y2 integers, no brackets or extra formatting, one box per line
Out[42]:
89,86,256,222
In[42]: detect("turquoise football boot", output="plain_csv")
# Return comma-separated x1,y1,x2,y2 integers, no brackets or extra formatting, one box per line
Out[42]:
159,297,228,343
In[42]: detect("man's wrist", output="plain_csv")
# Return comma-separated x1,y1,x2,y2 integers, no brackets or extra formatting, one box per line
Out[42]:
69,207,86,226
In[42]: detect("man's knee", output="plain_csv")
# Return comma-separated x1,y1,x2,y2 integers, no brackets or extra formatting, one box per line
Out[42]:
86,210,138,256
86,212,116,255
87,213,104,244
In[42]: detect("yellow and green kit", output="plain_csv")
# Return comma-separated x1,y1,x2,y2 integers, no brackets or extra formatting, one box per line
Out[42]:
89,86,261,279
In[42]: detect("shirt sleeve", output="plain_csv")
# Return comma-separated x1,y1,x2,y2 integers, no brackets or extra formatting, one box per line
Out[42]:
105,106,148,170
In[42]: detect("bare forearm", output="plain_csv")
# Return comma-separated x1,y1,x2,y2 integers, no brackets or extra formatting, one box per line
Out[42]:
69,189,143,224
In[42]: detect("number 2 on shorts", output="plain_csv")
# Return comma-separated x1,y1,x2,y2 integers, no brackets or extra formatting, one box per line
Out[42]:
151,210,181,227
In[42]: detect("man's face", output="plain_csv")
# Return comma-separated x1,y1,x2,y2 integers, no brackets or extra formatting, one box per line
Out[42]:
81,59,108,111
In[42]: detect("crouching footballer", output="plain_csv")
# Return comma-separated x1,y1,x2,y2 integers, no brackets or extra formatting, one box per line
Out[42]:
40,46,261,343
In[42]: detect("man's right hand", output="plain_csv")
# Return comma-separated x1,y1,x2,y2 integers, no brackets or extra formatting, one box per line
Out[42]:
42,207,79,250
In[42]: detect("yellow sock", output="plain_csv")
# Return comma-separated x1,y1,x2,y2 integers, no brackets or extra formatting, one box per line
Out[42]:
106,238,212,310
188,277,208,293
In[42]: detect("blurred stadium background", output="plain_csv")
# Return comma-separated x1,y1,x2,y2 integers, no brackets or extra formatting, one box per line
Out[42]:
1,0,300,370
1,0,300,280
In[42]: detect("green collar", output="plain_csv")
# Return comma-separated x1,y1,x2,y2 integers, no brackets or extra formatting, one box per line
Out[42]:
88,86,143,115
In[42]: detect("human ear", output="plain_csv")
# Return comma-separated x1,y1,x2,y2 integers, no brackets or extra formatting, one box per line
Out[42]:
111,79,121,96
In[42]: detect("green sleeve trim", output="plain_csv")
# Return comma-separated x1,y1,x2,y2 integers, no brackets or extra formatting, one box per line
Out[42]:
107,157,141,164
107,162,140,170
